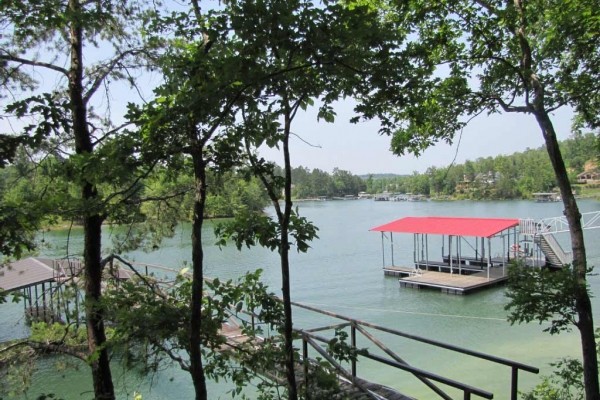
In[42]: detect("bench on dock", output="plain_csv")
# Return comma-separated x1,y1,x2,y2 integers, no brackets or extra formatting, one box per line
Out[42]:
442,255,492,268
415,260,484,275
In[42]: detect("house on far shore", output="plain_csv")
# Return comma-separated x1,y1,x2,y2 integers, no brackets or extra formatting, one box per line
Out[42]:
577,169,600,185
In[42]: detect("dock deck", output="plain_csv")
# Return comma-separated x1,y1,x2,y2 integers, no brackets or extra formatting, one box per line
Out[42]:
384,266,509,295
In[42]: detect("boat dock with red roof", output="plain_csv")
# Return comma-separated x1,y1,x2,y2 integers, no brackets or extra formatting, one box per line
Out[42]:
370,216,521,294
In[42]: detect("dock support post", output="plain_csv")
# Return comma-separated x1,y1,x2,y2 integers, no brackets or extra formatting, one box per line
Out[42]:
449,236,453,275
42,282,47,322
425,234,429,271
391,233,394,266
487,238,491,280
413,234,417,265
381,233,385,267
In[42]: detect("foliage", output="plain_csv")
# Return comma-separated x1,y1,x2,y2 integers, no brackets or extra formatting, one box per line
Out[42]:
505,264,590,335
352,0,600,396
522,357,586,400
521,328,600,400
215,207,319,254
326,329,366,364
103,269,288,397
0,322,90,398
287,166,366,199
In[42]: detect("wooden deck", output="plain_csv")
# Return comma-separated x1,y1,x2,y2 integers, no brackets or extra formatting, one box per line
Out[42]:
384,265,509,295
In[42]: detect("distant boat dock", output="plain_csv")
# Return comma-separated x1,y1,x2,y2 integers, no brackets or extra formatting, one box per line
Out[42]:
370,212,600,295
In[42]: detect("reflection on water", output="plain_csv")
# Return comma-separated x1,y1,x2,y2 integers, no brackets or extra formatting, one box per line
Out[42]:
2,199,599,399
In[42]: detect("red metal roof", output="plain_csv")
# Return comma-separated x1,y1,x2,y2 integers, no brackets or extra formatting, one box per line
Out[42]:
370,216,519,238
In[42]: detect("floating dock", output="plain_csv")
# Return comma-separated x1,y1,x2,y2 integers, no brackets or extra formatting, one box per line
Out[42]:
384,266,509,294
371,216,520,295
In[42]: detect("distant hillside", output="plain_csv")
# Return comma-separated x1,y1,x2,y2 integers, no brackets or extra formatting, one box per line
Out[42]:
359,132,599,199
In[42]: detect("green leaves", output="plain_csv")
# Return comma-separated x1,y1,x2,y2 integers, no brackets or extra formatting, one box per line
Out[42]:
505,264,587,335
215,208,319,254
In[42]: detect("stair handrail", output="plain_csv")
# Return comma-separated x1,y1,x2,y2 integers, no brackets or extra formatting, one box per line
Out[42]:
540,233,572,266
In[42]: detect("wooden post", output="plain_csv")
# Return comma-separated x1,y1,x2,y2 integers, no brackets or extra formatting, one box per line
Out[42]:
42,282,47,322
49,281,54,322
34,284,39,318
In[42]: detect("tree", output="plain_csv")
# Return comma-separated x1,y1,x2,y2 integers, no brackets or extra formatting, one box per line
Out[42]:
129,2,278,397
214,2,403,398
355,1,600,397
1,1,159,398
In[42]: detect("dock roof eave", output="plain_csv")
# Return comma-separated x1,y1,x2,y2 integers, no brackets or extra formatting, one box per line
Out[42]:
1,257,57,292
370,216,519,238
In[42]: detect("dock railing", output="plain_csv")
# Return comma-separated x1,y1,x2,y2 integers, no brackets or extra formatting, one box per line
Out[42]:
521,211,600,236
292,301,539,400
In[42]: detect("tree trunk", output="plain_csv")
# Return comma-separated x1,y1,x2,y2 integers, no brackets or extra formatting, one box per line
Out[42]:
190,149,208,400
281,112,298,400
534,110,600,400
68,0,115,398
83,214,115,399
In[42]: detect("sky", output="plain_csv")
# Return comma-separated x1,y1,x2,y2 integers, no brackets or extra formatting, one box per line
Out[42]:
1,12,577,178
258,100,576,176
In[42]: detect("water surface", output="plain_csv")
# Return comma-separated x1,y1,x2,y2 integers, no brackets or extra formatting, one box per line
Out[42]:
2,199,600,399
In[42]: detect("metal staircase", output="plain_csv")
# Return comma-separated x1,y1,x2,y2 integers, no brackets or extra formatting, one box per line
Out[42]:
519,211,600,268
535,233,572,267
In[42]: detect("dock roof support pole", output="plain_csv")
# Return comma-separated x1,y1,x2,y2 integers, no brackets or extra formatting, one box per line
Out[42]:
456,236,462,275
449,235,453,275
442,235,445,258
487,238,492,280
425,234,429,271
481,237,485,262
391,233,395,266
381,232,385,267
413,233,417,264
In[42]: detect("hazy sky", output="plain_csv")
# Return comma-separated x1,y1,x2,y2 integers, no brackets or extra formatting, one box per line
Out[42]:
2,54,575,177
259,100,576,176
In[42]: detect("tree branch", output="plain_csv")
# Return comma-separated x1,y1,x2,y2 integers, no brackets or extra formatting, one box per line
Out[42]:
0,52,69,76
100,254,168,300
83,48,149,104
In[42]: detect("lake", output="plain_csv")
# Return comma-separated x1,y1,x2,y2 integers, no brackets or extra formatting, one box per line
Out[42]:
2,199,600,399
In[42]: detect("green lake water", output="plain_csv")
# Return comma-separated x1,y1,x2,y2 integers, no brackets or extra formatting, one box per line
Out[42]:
2,199,600,399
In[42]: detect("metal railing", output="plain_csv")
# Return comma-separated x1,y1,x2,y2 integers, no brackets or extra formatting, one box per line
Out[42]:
292,301,538,400
522,211,600,235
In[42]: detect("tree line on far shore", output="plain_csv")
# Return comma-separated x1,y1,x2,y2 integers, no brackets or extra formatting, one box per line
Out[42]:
365,131,599,199
3,132,596,222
